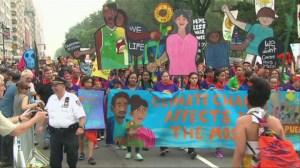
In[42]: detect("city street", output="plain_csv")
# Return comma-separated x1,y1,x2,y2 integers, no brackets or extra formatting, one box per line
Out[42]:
36,136,234,168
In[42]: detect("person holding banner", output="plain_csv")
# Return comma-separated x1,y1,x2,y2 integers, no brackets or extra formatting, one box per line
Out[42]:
233,77,285,167
184,72,201,159
201,67,214,89
122,72,142,90
140,71,155,91
78,76,97,165
154,70,179,156
38,77,86,168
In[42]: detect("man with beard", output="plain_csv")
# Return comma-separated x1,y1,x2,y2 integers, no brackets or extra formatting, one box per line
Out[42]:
106,91,130,149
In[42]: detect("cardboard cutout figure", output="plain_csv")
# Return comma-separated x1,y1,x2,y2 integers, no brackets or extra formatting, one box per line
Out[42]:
166,9,198,75
94,3,161,70
223,5,275,65
205,31,254,69
64,39,91,76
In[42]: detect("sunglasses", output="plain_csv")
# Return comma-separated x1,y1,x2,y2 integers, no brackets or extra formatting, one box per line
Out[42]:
24,87,30,90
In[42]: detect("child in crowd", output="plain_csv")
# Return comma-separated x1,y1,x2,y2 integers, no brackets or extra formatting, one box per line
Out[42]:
78,76,97,165
185,72,201,159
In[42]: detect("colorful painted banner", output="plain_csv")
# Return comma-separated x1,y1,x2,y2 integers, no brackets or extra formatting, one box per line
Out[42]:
290,43,300,60
78,90,105,129
255,0,275,14
223,10,238,41
107,90,300,150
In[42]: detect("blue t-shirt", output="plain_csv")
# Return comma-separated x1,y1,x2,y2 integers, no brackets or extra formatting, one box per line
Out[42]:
205,42,231,69
113,118,126,141
0,84,17,117
245,23,274,55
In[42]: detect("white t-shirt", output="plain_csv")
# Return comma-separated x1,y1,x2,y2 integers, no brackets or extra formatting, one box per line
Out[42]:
45,91,86,128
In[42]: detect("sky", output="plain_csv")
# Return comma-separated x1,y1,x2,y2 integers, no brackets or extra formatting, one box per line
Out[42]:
33,0,107,57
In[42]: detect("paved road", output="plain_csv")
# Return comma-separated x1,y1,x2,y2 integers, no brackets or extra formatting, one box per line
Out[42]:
36,136,234,168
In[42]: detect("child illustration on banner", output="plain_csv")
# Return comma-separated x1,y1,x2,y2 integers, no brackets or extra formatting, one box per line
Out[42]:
126,95,156,148
222,5,275,65
166,9,198,76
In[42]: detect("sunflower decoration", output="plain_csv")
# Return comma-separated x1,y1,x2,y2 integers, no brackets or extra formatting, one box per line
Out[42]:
258,0,272,4
154,3,174,23
225,18,233,29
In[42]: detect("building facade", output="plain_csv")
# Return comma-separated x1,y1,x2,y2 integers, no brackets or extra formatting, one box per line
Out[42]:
0,0,45,64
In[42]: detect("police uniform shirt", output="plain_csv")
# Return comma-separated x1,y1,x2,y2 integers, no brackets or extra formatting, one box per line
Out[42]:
45,91,86,128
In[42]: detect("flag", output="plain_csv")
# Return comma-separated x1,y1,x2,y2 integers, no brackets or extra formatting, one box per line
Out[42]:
223,10,238,41
255,0,275,14
290,43,300,60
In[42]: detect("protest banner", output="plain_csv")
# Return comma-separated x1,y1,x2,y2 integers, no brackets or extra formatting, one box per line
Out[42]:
107,89,300,150
78,90,105,129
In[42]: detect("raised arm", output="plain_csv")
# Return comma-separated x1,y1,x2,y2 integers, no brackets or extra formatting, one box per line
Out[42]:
222,5,247,30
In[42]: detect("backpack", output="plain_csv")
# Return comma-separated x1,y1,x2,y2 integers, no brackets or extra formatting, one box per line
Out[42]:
246,114,300,168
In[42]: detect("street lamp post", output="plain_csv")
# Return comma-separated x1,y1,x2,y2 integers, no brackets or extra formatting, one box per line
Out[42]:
0,21,10,65
1,22,5,64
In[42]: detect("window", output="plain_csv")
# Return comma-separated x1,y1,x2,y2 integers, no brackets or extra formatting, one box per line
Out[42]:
12,19,17,24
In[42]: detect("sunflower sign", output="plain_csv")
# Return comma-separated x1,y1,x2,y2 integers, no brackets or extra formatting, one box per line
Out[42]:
222,10,238,41
154,3,173,23
255,0,275,14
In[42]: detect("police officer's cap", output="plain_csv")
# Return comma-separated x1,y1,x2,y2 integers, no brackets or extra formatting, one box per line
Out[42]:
51,77,67,85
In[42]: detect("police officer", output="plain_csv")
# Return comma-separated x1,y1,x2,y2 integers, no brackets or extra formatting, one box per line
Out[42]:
38,77,86,168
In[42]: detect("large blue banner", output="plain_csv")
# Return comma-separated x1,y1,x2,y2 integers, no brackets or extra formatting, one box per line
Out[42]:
107,89,300,150
79,90,105,129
